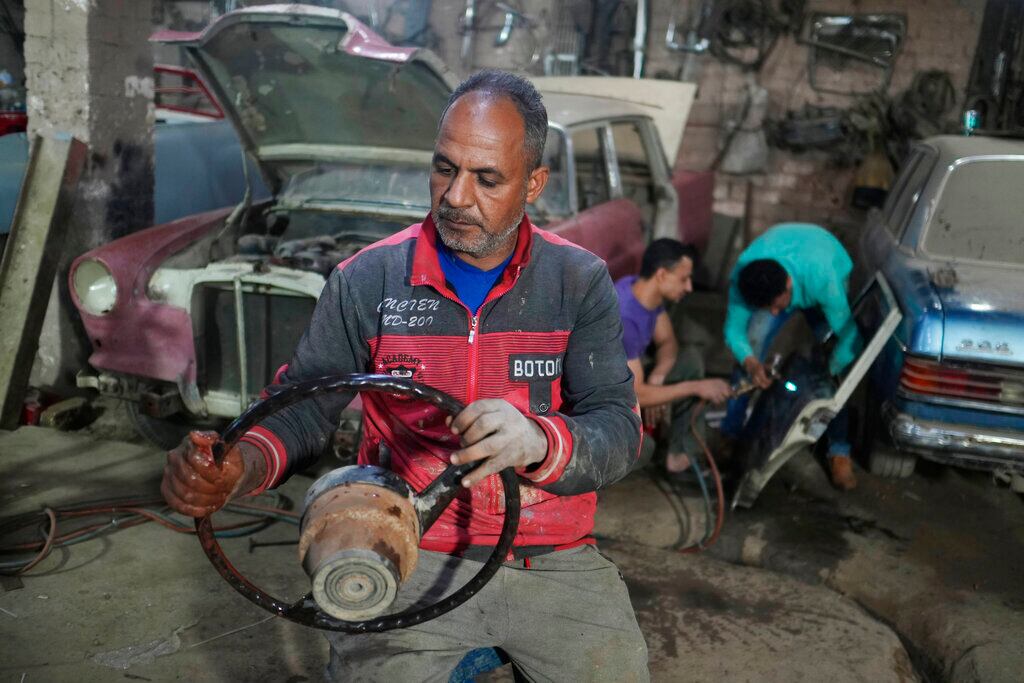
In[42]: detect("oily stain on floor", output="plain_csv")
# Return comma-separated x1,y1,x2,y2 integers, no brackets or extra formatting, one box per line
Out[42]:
623,571,793,658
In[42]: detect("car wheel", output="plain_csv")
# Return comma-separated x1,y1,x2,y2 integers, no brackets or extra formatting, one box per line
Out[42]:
126,401,197,451
868,448,917,479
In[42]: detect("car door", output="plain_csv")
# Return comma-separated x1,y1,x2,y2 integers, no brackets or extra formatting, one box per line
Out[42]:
545,121,647,280
608,118,677,238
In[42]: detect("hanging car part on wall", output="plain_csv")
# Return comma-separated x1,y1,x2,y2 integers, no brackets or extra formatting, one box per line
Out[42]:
802,13,906,96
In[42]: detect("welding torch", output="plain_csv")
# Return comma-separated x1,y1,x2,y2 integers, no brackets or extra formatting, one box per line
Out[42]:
730,353,783,397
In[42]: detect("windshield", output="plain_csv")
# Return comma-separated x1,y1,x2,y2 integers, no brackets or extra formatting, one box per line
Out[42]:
280,161,431,211
196,22,449,151
924,158,1024,266
275,209,408,243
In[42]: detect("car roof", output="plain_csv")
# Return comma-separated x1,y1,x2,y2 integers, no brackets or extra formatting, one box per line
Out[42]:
542,92,653,128
923,135,1024,164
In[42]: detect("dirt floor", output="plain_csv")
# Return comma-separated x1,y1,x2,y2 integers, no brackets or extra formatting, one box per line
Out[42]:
2,421,1015,683
598,451,1024,682
2,421,1022,682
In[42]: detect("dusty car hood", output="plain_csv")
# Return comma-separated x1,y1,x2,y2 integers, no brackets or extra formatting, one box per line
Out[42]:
934,263,1024,365
152,5,456,196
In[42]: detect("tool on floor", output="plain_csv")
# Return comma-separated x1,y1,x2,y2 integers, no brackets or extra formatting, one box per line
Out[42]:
194,374,520,633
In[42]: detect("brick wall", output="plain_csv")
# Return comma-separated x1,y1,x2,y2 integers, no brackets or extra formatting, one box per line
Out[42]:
666,0,985,235
417,0,984,237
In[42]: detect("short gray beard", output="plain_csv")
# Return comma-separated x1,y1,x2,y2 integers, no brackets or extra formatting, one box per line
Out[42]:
433,206,525,258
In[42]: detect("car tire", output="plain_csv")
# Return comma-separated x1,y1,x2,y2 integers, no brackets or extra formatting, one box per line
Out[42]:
126,401,196,451
869,448,917,479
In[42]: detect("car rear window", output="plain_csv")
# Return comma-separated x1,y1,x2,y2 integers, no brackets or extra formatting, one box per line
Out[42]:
924,158,1024,266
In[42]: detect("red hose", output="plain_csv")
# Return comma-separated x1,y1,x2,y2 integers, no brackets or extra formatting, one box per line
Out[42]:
680,399,725,553
12,508,56,575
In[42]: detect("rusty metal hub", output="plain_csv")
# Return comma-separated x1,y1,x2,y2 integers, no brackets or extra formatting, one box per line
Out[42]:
299,467,421,620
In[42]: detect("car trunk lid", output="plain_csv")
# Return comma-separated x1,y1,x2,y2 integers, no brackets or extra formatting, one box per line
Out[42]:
152,5,455,196
935,264,1024,367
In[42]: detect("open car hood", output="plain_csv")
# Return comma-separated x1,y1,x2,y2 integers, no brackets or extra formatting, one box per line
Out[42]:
152,5,456,196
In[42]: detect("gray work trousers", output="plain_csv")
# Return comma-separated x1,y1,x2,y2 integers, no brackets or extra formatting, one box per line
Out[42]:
325,545,650,682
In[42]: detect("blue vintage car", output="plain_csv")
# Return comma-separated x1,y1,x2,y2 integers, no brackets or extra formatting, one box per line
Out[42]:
858,135,1024,486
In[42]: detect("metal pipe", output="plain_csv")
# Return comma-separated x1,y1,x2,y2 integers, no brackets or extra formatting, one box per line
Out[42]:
632,0,647,79
461,0,476,65
233,277,248,413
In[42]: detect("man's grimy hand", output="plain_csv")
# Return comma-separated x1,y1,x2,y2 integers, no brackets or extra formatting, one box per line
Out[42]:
743,355,773,390
161,431,261,517
447,399,547,488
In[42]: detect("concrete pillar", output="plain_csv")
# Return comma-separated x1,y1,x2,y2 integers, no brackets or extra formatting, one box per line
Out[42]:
23,0,154,390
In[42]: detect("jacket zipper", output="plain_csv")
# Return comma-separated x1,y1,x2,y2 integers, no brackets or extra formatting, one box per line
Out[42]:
420,279,481,402
467,311,491,509
416,272,518,515
467,313,480,401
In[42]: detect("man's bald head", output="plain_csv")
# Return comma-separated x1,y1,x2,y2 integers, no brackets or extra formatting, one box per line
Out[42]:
440,69,548,170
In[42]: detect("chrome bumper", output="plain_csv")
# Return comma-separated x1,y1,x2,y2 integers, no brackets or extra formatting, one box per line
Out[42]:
889,410,1024,471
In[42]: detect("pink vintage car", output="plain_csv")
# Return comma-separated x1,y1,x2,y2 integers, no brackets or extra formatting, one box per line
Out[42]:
69,5,703,448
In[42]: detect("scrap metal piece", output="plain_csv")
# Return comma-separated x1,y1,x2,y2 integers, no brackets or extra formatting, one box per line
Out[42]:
0,134,86,429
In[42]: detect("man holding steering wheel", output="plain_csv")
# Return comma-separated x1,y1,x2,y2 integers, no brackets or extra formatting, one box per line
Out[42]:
161,70,649,681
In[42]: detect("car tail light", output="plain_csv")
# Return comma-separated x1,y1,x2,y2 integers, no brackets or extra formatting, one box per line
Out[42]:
899,356,1015,404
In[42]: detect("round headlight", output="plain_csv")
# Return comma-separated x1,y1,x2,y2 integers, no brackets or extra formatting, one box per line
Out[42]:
73,259,118,315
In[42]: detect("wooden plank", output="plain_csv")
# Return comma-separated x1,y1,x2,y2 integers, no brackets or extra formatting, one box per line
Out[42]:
0,134,87,429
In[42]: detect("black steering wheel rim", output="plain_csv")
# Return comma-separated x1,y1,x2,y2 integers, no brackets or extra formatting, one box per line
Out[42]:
195,373,521,633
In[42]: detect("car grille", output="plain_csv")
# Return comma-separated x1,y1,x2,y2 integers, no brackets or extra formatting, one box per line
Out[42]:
196,283,316,409
900,356,1024,409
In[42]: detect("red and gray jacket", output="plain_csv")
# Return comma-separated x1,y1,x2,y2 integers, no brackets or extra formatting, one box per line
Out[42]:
241,213,642,553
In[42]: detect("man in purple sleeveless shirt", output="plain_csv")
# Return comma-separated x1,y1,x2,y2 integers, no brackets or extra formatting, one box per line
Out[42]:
615,239,731,475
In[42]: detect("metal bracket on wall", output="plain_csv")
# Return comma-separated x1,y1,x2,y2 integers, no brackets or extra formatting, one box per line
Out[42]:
0,134,87,429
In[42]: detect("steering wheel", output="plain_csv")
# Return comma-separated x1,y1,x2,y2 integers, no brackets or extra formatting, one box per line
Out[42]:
194,373,521,633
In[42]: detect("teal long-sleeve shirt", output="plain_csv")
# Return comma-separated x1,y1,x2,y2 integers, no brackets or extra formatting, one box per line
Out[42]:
724,223,861,376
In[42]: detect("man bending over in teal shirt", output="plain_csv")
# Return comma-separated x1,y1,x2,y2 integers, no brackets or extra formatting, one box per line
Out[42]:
722,223,862,490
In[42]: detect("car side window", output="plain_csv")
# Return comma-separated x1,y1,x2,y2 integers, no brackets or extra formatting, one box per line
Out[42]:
532,128,572,224
571,127,611,211
881,151,921,235
884,149,934,242
610,121,656,228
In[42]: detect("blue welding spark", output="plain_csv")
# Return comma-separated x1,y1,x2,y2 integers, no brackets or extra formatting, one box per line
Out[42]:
784,381,798,392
